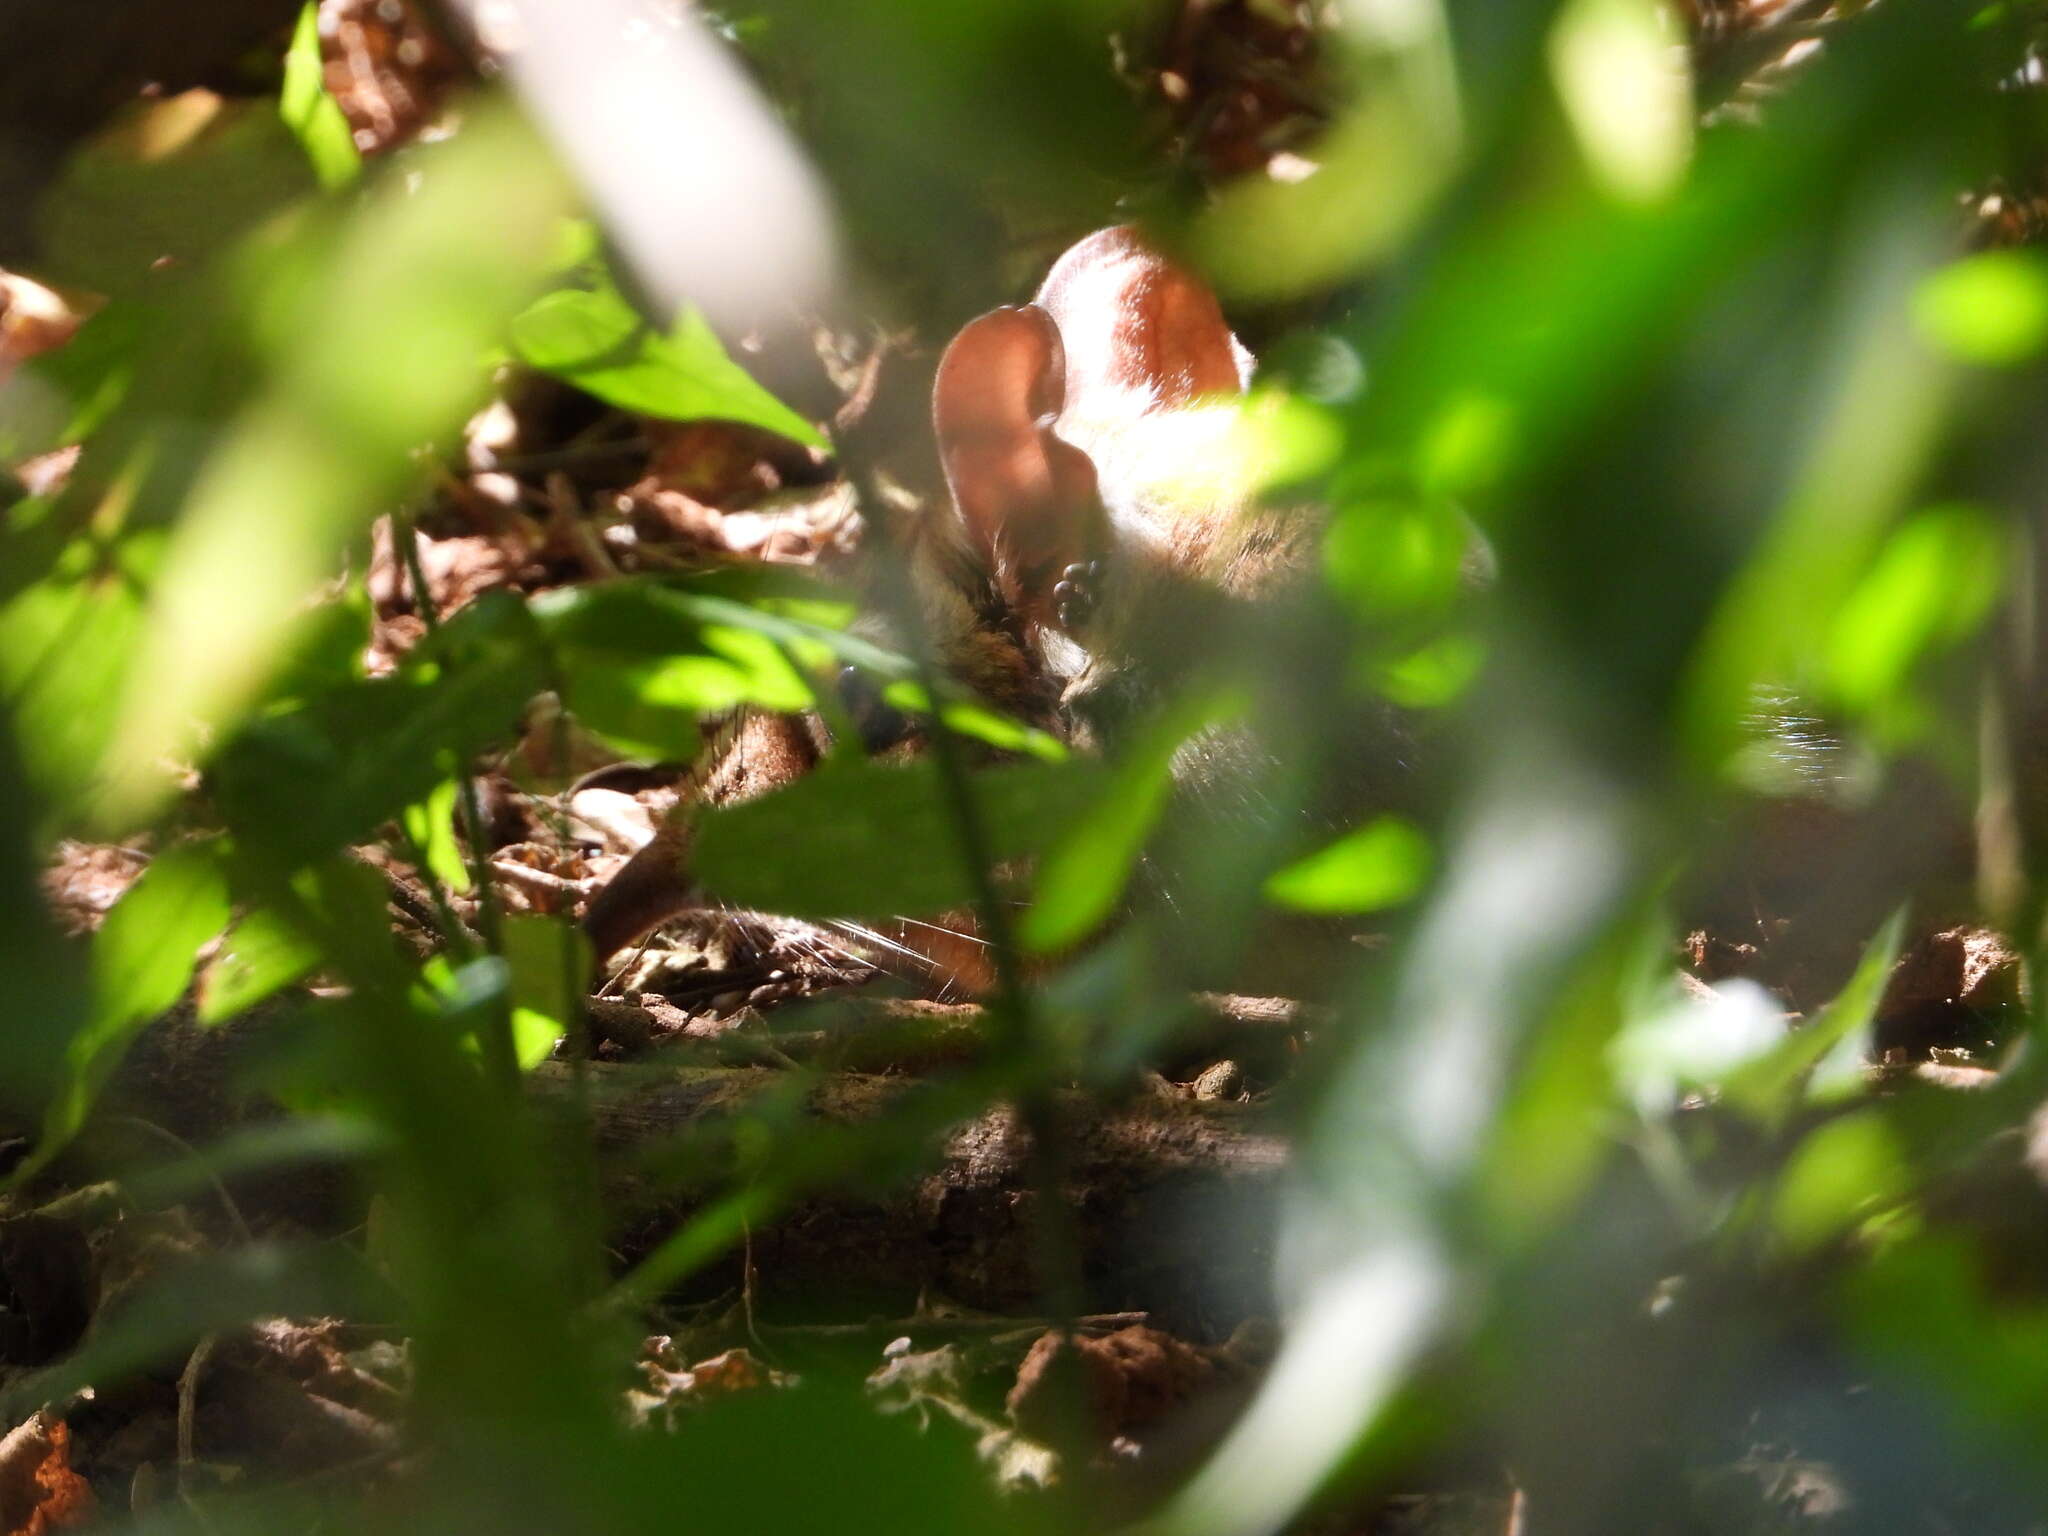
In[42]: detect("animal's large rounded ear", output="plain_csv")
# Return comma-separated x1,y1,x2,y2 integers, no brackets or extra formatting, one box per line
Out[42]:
1034,226,1248,409
932,304,1105,629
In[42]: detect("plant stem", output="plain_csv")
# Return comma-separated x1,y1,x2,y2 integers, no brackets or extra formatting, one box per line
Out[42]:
391,505,517,1091
842,464,1087,1329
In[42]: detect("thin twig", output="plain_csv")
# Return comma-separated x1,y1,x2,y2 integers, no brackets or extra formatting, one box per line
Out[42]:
488,858,595,902
110,1117,252,1246
484,436,650,476
176,1332,219,1495
372,834,474,957
751,1310,1148,1343
739,1216,767,1356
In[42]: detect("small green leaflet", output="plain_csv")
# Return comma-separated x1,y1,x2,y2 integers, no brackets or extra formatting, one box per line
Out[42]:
501,914,590,1068
1265,815,1433,914
695,757,1108,920
1019,686,1240,953
281,3,362,191
19,842,232,1184
201,905,321,1025
509,281,824,447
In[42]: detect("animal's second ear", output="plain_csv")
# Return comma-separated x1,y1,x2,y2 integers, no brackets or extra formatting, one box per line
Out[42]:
931,304,1106,630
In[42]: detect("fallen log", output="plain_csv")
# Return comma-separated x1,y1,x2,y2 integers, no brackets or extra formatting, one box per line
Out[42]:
96,1005,1289,1330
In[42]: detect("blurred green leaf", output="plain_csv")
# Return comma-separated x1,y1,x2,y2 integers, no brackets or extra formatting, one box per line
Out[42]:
0,710,88,1120
1547,0,1693,203
200,904,320,1025
1838,1237,2048,1450
96,105,573,825
1482,921,1670,1244
1369,631,1486,709
2,1242,386,1421
1265,815,1432,914
280,2,363,191
929,694,1069,761
1726,908,1904,1123
1823,503,2006,720
1324,494,1471,621
1609,973,1788,1120
24,840,232,1179
38,92,316,299
1771,1107,1910,1251
1912,250,2048,367
695,757,1107,919
501,914,588,1069
198,856,392,1025
0,516,154,820
0,303,146,462
1233,389,1345,493
214,592,549,869
538,575,833,757
1190,0,1462,298
509,281,824,446
1414,391,1518,498
1021,688,1238,953
541,573,1065,761
534,567,856,652
1682,199,1961,771
403,778,472,895
122,1115,389,1212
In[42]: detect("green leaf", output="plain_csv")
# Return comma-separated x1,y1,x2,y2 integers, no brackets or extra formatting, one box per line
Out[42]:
122,1116,389,1212
24,841,232,1179
403,778,471,895
1323,494,1471,621
930,694,1067,761
1019,688,1238,953
501,914,589,1070
94,105,572,824
694,757,1107,920
509,281,824,447
1482,922,1662,1243
417,949,562,1071
539,576,830,757
1367,631,1486,710
538,574,1067,761
200,904,321,1025
1609,973,1787,1120
1824,503,2006,720
0,303,147,461
1548,0,1694,204
0,525,153,821
1726,909,1904,1124
280,2,362,191
197,856,391,1024
1264,816,1433,915
38,92,316,299
0,709,89,1120
214,592,549,869
1913,250,2048,367
1771,1108,1910,1251
534,567,856,653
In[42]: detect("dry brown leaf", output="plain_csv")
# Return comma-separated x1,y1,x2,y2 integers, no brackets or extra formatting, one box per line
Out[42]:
0,1416,96,1536
318,0,467,158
